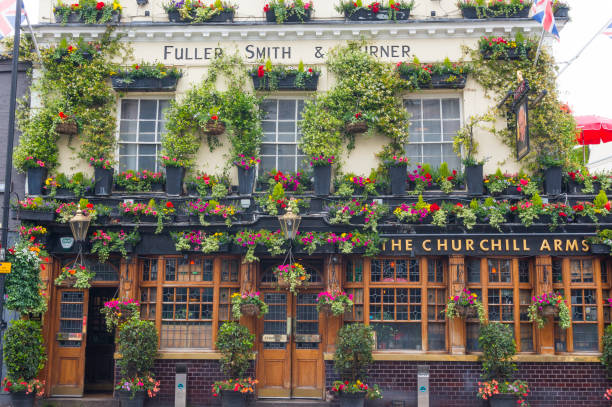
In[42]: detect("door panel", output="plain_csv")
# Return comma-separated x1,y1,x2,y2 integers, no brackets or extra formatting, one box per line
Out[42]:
51,290,88,396
85,288,116,392
292,293,323,398
258,292,291,398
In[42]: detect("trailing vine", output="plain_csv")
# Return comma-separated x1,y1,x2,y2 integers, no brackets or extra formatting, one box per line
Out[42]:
300,42,411,164
14,29,126,171
464,33,578,170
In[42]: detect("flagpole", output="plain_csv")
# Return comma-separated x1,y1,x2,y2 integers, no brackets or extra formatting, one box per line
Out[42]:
558,16,612,76
533,27,546,67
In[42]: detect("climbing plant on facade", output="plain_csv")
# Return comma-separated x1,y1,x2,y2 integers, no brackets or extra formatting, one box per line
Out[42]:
465,33,578,170
300,42,411,165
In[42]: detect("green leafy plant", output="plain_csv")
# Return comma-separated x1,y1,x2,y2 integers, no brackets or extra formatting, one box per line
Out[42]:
233,229,286,263
55,264,95,289
90,229,140,263
527,292,571,329
5,241,48,315
478,322,517,381
251,60,320,90
316,290,354,316
453,113,494,166
111,62,182,83
101,298,140,332
164,0,237,22
334,323,375,382
264,0,313,23
601,324,612,380
216,322,255,379
116,318,158,379
444,288,486,323
2,320,46,396
275,263,309,294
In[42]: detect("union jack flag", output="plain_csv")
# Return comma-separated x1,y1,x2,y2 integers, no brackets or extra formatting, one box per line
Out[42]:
0,0,26,39
603,21,612,39
529,0,560,40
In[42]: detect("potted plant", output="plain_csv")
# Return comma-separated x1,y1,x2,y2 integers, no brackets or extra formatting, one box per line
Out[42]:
211,322,257,407
111,62,182,92
23,157,47,196
515,194,544,227
101,298,140,332
552,0,569,18
91,229,140,263
345,112,369,135
407,165,433,195
444,288,486,322
251,60,320,91
164,0,237,23
527,292,571,329
1,320,46,407
587,229,612,254
454,114,493,196
264,0,313,23
478,34,533,60
275,263,309,294
45,172,94,197
336,0,413,21
233,229,286,263
115,318,160,407
316,290,354,316
4,241,49,316
202,108,226,136
18,225,48,246
385,155,408,196
14,197,58,222
457,0,530,19
565,168,597,194
538,155,563,195
234,155,260,195
90,157,114,196
310,154,335,196
476,322,530,406
231,291,269,318
186,172,230,198
332,323,382,407
54,0,122,24
161,156,186,196
55,264,95,289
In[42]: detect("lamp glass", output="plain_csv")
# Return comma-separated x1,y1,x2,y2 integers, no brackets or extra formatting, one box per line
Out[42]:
278,210,301,240
69,209,91,242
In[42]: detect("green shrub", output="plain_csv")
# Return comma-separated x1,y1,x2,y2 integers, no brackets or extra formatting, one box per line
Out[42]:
4,319,46,381
601,324,612,379
116,318,158,378
216,322,255,379
334,323,374,382
478,322,517,381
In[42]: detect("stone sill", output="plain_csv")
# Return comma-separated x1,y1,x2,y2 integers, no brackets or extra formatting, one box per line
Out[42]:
322,352,601,363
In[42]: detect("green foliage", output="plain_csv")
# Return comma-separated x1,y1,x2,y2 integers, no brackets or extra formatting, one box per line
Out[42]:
466,34,579,170
594,189,609,209
601,324,612,380
453,113,495,166
478,322,517,381
116,318,158,378
5,241,48,315
267,0,312,23
334,323,374,382
54,0,121,24
3,320,46,381
112,61,182,82
300,42,410,161
216,322,255,379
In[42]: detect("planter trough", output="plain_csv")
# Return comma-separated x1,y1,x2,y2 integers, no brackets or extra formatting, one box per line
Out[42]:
251,72,319,91
111,76,179,92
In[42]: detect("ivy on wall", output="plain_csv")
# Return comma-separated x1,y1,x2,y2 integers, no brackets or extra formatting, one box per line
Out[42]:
300,42,412,164
465,34,578,170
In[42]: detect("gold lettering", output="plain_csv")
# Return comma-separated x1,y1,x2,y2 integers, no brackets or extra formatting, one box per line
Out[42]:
451,239,462,251
405,239,413,251
438,239,448,251
522,239,530,251
466,239,474,251
582,240,590,252
491,239,502,251
512,239,520,251
391,239,401,251
480,239,490,252
554,239,563,251
382,241,386,251
422,239,432,252
540,239,551,251
505,239,509,251
566,239,578,252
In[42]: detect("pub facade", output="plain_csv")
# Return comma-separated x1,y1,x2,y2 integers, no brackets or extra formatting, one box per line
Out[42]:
19,0,611,405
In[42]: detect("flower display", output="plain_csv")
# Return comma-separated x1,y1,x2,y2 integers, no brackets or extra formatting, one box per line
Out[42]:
211,378,258,397
275,263,309,293
91,229,140,263
172,231,229,254
394,195,439,223
54,0,122,24
163,0,236,23
231,291,269,319
234,154,260,170
101,298,140,331
264,0,313,23
316,290,354,316
1,377,45,396
18,225,48,241
477,379,529,404
478,35,531,59
310,154,335,167
55,264,95,289
14,197,58,212
88,157,113,169
331,380,382,399
115,170,164,192
408,165,433,194
527,292,571,329
329,199,388,231
116,375,160,399
250,60,320,90
233,229,286,263
444,288,486,322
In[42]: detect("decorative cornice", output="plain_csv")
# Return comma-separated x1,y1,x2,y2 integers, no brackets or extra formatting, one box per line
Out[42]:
31,18,558,44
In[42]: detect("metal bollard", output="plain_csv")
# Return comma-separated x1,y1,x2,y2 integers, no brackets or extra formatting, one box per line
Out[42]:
175,363,187,407
417,365,429,407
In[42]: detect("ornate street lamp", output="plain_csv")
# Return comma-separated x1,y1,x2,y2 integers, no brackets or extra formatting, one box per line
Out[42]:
278,202,301,240
69,209,91,243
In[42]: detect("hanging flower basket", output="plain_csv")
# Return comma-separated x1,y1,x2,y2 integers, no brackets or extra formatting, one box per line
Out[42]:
56,275,78,287
240,303,260,317
319,303,332,315
277,276,291,290
527,292,571,329
205,120,226,135
345,121,368,134
539,304,558,318
231,291,269,319
275,263,309,294
454,304,478,319
56,121,78,135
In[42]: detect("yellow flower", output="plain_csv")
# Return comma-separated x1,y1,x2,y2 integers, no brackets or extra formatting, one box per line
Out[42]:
45,178,52,186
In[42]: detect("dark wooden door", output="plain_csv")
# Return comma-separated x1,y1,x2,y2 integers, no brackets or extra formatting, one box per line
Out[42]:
85,287,117,392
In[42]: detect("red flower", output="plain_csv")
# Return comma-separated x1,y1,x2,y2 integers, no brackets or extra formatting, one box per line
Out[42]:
559,212,567,217
516,186,522,192
86,203,94,209
166,202,174,208
59,111,68,120
573,204,584,212
257,65,265,78
211,115,218,121
455,203,463,208
263,4,270,12
96,2,105,10
510,205,518,212
355,112,362,119
430,203,440,212
606,201,611,211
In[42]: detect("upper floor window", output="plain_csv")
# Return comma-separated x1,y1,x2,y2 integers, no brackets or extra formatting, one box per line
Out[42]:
119,99,170,172
404,97,461,170
260,98,305,175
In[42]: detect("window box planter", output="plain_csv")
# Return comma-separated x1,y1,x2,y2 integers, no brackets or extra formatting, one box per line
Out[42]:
313,166,332,196
250,72,319,91
503,185,520,196
167,10,235,23
265,9,312,23
118,390,145,407
18,210,56,222
344,8,411,21
430,73,467,89
481,48,527,60
554,6,569,18
338,390,366,407
489,393,519,407
460,6,529,19
54,11,121,24
220,389,247,407
590,243,610,254
27,167,47,196
111,76,179,92
9,391,35,407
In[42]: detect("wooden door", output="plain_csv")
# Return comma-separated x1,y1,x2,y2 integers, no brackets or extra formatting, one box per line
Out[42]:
50,289,89,396
85,287,116,392
292,292,324,398
258,291,291,397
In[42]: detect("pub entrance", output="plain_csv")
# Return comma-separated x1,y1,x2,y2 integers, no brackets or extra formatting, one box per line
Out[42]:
256,263,325,399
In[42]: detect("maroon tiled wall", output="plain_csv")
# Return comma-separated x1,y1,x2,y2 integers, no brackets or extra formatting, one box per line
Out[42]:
133,359,609,406
326,360,610,407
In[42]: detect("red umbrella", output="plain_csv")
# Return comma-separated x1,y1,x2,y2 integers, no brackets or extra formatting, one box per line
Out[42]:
575,115,612,145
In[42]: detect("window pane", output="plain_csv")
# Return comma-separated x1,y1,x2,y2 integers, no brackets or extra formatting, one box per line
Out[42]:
422,99,440,119
572,324,598,351
278,100,296,119
520,323,533,352
404,99,421,119
428,323,445,351
466,323,480,352
139,100,157,119
441,98,460,118
121,99,138,119
467,259,480,283
372,322,422,350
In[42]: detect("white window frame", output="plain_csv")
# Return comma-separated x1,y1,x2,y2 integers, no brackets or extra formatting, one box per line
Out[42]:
116,97,172,173
403,94,464,169
260,96,308,175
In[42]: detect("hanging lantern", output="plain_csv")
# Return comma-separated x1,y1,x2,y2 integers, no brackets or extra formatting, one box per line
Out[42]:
69,209,91,242
278,202,301,240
